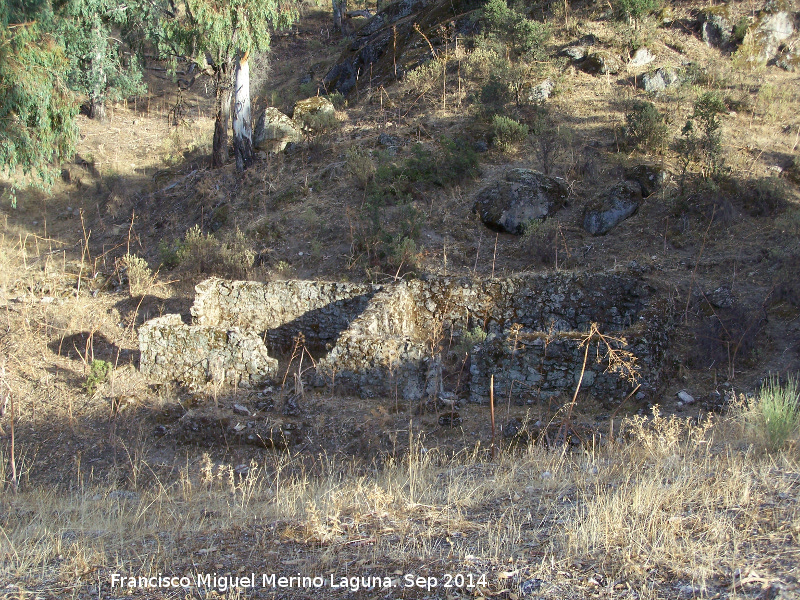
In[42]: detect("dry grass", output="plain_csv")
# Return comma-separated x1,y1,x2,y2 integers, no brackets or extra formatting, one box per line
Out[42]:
1,409,798,598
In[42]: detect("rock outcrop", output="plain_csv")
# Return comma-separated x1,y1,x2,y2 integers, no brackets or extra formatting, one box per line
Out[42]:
582,180,643,235
473,169,569,234
253,107,302,153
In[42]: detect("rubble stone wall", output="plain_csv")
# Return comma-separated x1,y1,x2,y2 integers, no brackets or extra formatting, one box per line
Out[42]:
191,278,377,353
139,272,672,401
138,314,279,388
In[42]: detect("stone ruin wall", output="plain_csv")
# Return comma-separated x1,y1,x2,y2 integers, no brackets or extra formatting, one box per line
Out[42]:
138,272,672,402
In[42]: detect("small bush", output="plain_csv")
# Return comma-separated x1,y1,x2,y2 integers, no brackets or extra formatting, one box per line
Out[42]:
405,59,444,95
676,91,727,181
481,0,550,56
625,101,667,154
299,81,319,97
85,359,111,395
614,0,661,21
159,239,183,269
743,177,788,217
521,218,559,266
326,91,346,108
753,374,800,452
492,114,529,152
451,326,488,357
178,225,255,279
346,147,376,189
299,110,339,134
121,253,152,296
480,76,511,110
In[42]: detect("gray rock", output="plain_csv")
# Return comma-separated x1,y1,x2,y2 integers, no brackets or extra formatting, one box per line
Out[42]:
699,8,732,47
754,11,795,61
641,67,680,94
561,45,587,61
233,403,251,416
581,51,622,75
378,132,401,147
707,286,735,308
776,46,800,71
253,107,302,153
293,96,335,132
473,169,569,234
528,79,554,103
582,181,643,235
629,47,655,67
576,369,595,387
623,164,668,197
677,390,696,404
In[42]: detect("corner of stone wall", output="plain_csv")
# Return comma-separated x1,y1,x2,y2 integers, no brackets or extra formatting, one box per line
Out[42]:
138,312,278,390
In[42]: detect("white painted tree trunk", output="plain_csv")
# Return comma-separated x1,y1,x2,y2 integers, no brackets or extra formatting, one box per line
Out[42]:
232,52,254,171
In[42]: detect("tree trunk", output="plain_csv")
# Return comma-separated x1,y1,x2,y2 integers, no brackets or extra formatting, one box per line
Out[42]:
332,0,346,32
211,63,232,168
232,51,254,171
88,98,106,121
88,26,107,121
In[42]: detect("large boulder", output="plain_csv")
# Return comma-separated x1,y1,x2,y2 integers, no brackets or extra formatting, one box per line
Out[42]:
253,107,302,153
581,51,623,75
473,169,569,234
582,181,643,235
753,11,795,61
527,79,555,103
629,47,655,67
623,164,668,197
641,67,680,94
292,96,336,132
699,7,733,48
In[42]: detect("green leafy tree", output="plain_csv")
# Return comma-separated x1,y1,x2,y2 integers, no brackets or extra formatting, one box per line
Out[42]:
481,0,550,57
165,0,299,168
55,0,146,121
0,1,78,185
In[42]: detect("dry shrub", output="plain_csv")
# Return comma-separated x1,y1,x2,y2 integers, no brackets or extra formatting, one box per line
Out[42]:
345,147,375,189
178,225,255,279
120,253,152,297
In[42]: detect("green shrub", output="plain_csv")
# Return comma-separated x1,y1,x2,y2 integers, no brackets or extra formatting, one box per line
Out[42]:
85,359,111,395
481,0,550,56
346,147,376,189
299,81,318,97
744,177,788,217
676,91,727,182
491,114,529,152
625,100,668,154
614,0,661,21
432,138,480,186
754,374,800,452
326,91,346,108
451,326,488,357
480,75,511,110
299,110,339,134
159,239,183,269
521,218,559,266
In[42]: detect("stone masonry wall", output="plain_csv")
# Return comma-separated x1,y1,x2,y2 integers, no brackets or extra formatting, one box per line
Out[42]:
138,314,279,389
139,271,672,401
192,278,377,354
